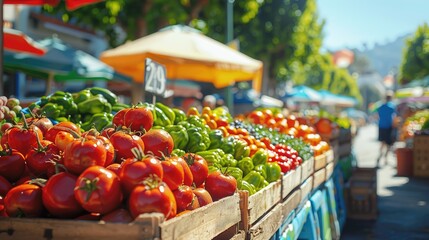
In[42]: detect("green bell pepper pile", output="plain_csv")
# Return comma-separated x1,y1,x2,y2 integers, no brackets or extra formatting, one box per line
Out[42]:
165,125,189,150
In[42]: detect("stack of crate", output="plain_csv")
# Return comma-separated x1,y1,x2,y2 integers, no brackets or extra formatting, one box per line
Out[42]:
344,168,378,220
413,134,429,177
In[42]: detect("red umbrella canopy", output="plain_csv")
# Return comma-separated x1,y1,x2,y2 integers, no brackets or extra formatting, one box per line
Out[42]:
4,0,103,11
4,28,46,55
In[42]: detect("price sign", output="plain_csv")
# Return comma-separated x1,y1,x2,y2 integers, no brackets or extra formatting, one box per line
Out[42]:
144,58,167,97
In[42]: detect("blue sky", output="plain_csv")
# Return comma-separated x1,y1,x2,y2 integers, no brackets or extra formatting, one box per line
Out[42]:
317,0,429,50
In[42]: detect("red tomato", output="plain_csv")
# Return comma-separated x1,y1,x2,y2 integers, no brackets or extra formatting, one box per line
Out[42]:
109,131,145,163
101,208,133,223
42,172,84,218
0,196,7,217
44,121,80,143
0,148,26,182
123,107,154,132
26,117,53,135
173,156,193,186
112,108,130,127
74,166,123,214
0,175,12,197
26,140,61,178
128,175,176,220
63,137,107,175
173,185,194,212
4,183,44,217
100,127,115,139
141,129,174,157
54,131,75,152
286,115,298,129
7,124,43,157
183,153,208,187
277,161,291,173
106,163,122,176
185,193,200,210
120,155,163,195
247,111,265,125
204,171,237,201
192,188,212,207
0,122,13,135
161,158,184,191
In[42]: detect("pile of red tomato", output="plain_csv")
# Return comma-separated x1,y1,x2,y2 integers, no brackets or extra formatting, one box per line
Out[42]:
0,106,236,222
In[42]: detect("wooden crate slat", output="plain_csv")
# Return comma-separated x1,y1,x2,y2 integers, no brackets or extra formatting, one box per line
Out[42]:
248,204,283,240
300,157,314,183
314,153,327,171
325,162,334,180
325,149,334,163
281,189,301,218
312,168,326,190
281,166,302,199
160,193,240,240
0,213,163,240
239,180,282,232
300,176,313,204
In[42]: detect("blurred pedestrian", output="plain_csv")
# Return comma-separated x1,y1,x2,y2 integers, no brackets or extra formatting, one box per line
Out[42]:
376,91,398,166
202,95,216,109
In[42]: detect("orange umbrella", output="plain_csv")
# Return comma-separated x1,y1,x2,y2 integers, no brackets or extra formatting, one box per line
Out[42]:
4,28,46,55
4,0,104,11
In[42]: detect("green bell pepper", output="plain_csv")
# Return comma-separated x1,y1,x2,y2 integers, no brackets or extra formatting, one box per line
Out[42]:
264,162,282,183
220,136,236,155
237,157,254,176
40,103,61,119
208,129,224,149
187,115,205,128
165,125,189,150
254,164,267,179
171,149,186,157
73,89,92,104
173,108,186,124
222,153,237,167
234,139,250,160
112,103,130,112
153,105,172,127
81,112,113,131
77,94,112,114
222,167,243,184
89,87,118,106
185,127,207,153
155,102,175,125
239,180,256,195
196,150,222,166
243,171,265,190
251,149,268,166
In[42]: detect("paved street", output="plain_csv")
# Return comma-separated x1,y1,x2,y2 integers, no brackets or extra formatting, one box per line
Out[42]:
341,124,429,240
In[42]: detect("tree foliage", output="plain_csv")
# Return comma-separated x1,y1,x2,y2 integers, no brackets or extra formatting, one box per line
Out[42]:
399,23,429,84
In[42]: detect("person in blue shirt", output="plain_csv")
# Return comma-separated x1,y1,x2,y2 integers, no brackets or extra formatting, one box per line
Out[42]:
376,91,397,166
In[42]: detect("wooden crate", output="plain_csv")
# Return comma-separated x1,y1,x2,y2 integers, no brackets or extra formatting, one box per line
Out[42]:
281,166,302,199
312,168,326,190
0,194,241,240
325,162,334,180
345,168,378,220
248,204,283,240
314,153,327,171
413,135,429,177
300,176,313,204
300,157,314,183
325,149,334,164
239,180,282,232
281,189,301,218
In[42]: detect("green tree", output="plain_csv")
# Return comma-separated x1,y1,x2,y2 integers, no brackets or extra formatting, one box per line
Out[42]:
399,23,429,84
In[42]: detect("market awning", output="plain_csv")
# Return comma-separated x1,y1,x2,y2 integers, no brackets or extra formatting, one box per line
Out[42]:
4,28,46,55
318,90,357,107
5,0,104,11
283,85,322,102
100,25,263,92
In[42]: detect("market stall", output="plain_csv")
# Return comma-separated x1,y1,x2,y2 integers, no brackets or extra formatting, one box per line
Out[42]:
0,87,356,240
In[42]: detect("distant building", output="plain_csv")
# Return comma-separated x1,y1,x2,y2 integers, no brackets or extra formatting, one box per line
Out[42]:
333,49,354,68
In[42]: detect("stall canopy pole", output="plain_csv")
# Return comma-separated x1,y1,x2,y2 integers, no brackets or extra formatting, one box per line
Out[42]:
0,0,4,96
225,0,234,114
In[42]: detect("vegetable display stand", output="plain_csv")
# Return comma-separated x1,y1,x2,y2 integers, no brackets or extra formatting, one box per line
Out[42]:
239,180,282,233
0,194,241,240
281,166,302,200
413,134,429,177
395,147,413,176
300,157,314,184
280,189,301,223
312,167,327,191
